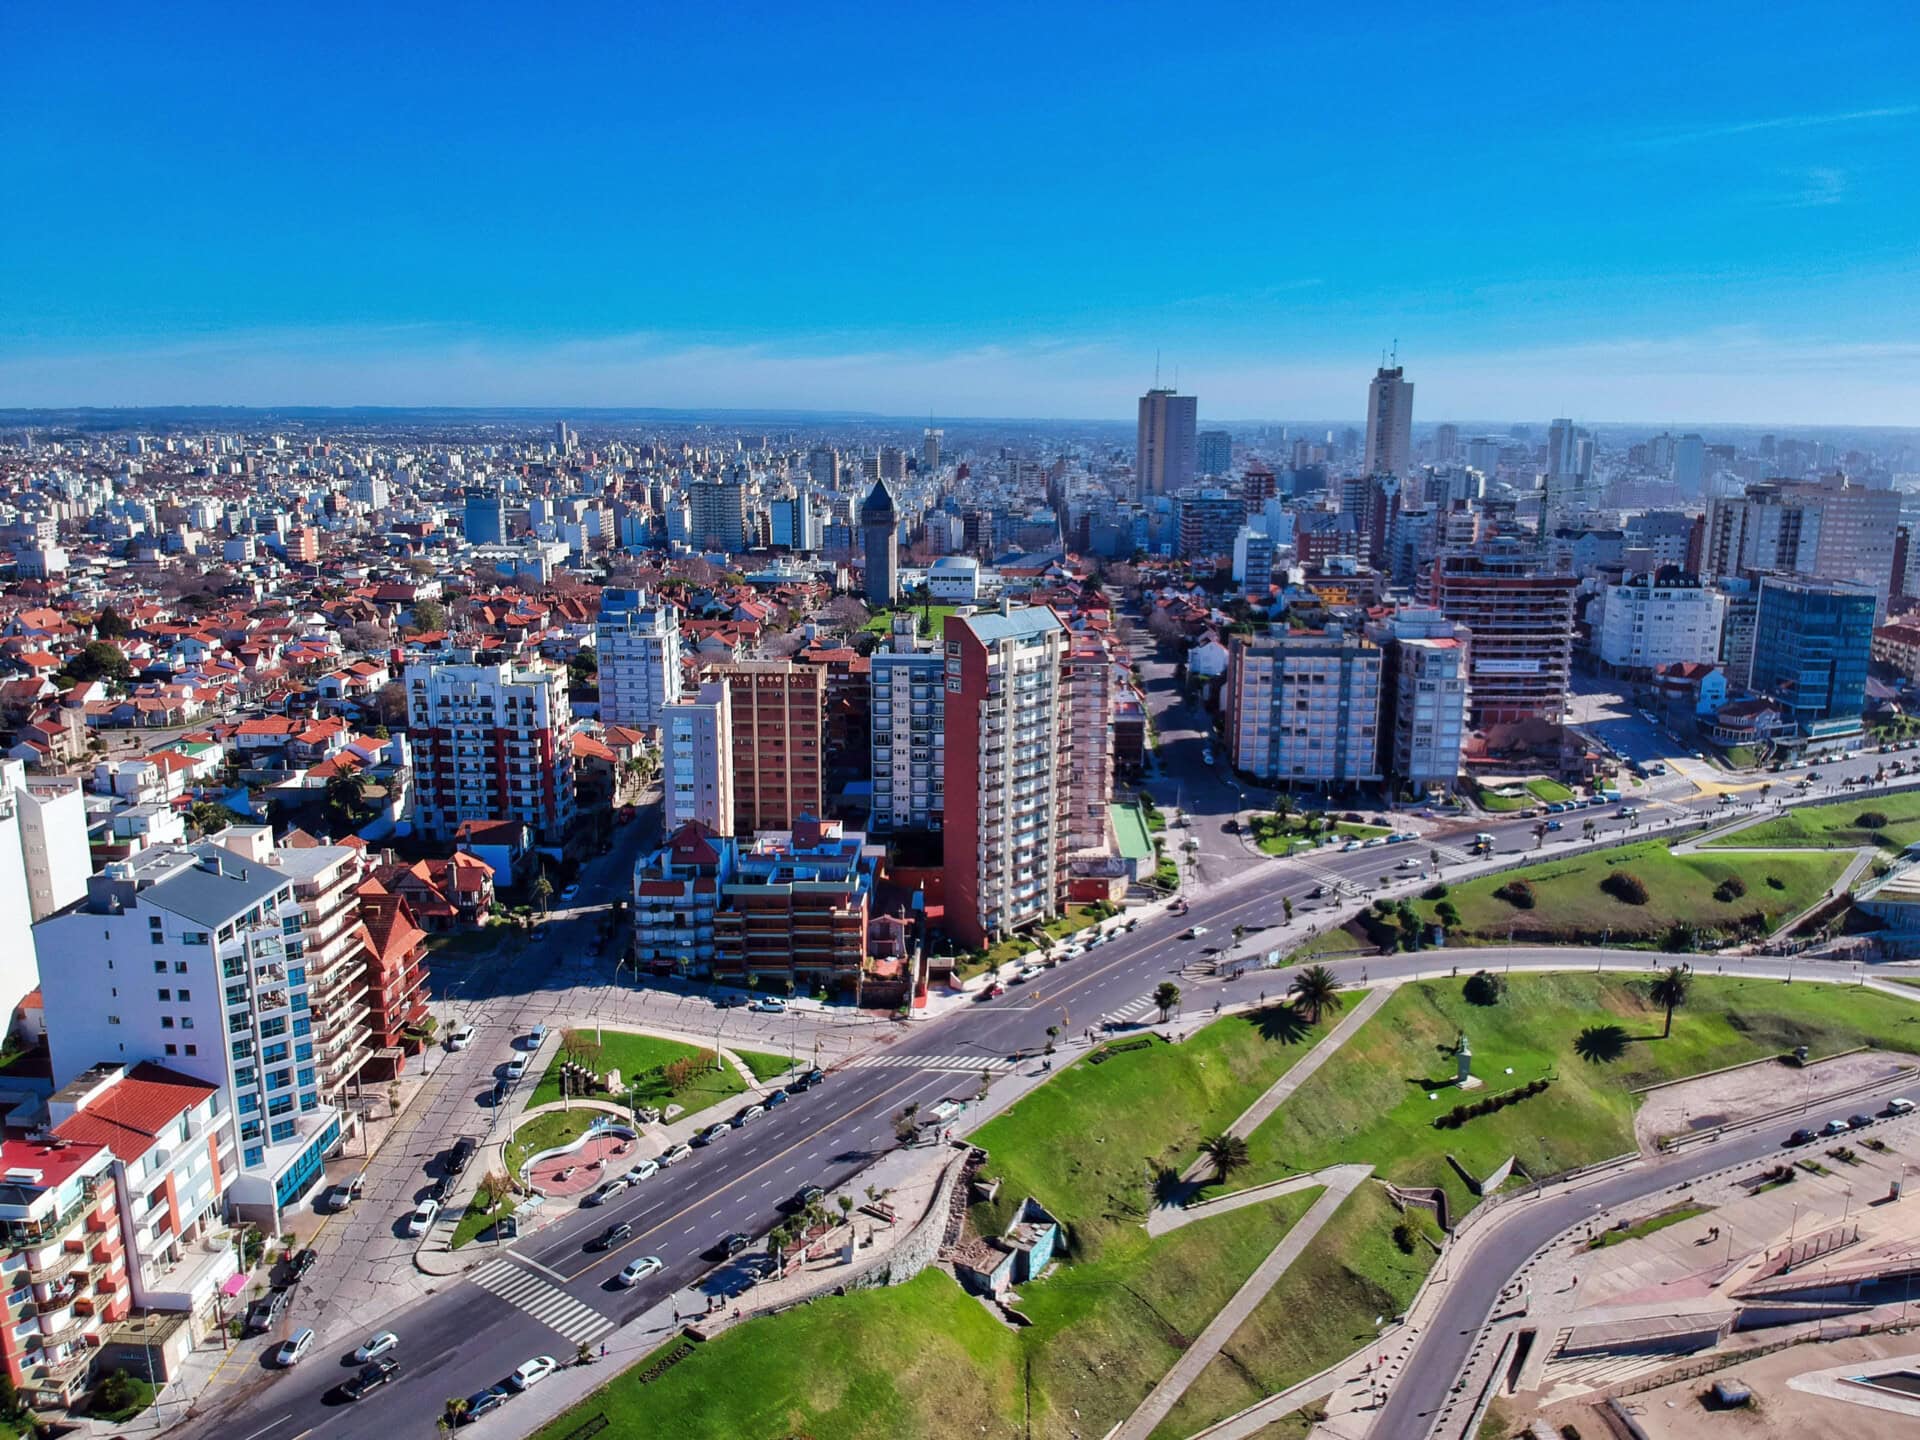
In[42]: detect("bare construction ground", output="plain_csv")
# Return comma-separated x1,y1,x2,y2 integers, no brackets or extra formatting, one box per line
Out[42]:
1633,1049,1919,1153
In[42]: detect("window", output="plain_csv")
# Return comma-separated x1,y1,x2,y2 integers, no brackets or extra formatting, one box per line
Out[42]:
178,989,190,1002
161,1016,174,1030
182,931,209,946
185,1044,198,1057
164,1043,177,1057
269,1119,296,1143
267,1069,290,1092
180,1016,194,1029
153,960,167,974
175,961,188,974
158,988,171,1002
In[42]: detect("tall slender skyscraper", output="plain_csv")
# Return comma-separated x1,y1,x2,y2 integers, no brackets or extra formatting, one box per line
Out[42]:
1362,365,1414,478
1136,387,1198,499
861,478,898,605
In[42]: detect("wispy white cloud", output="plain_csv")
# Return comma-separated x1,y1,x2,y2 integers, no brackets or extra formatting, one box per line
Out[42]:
1782,166,1850,207
1631,103,1918,148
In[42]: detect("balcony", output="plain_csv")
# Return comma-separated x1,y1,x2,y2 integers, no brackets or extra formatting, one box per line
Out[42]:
27,1247,82,1285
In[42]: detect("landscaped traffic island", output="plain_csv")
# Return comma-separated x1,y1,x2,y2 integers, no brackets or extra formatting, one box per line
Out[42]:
528,1029,794,1118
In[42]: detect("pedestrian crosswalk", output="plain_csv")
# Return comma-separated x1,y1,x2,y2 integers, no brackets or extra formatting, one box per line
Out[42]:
847,1052,1017,1072
469,1257,615,1346
1100,994,1159,1026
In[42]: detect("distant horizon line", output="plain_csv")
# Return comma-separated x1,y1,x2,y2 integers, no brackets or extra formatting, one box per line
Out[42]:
1,403,1912,438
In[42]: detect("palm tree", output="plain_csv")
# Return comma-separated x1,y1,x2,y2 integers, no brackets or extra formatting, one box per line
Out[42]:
1650,964,1691,1039
1199,1131,1251,1184
1154,980,1182,1020
531,871,553,914
1289,964,1345,1025
1272,793,1295,822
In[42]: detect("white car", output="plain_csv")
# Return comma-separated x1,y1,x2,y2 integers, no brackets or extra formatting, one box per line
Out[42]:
624,1158,659,1184
508,1355,558,1391
505,1055,528,1081
617,1256,664,1287
406,1199,439,1237
748,997,786,1014
1396,856,1420,869
353,1331,400,1364
446,1023,475,1051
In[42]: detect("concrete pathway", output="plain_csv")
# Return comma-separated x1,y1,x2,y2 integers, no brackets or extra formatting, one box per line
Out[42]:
1148,1163,1373,1237
1111,1166,1372,1440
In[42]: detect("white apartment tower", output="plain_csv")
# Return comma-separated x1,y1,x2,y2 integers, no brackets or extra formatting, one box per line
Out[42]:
595,588,684,732
1374,607,1471,794
869,615,945,834
1363,365,1414,479
1225,628,1384,786
663,679,735,838
1597,571,1726,672
1066,627,1114,854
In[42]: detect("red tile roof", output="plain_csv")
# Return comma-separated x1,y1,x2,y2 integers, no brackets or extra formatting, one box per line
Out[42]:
51,1064,217,1160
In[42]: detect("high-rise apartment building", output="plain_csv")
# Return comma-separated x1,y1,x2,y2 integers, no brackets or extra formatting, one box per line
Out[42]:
37,844,344,1227
1702,476,1902,621
869,616,944,834
715,662,825,834
405,656,577,844
1224,628,1383,786
942,606,1072,950
922,427,943,474
1136,388,1197,499
1671,433,1705,495
1424,545,1579,726
1750,576,1875,735
595,588,683,732
806,445,840,489
254,837,372,1104
711,818,876,995
463,487,508,545
1596,570,1725,673
1363,365,1414,479
662,679,735,837
632,821,731,976
1196,429,1232,478
1373,608,1470,794
687,479,749,553
1066,627,1114,853
861,478,899,605
1174,488,1245,559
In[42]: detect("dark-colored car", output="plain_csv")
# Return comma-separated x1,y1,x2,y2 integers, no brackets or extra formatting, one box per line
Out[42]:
798,1068,825,1090
1849,1113,1876,1130
426,1173,453,1204
1787,1128,1815,1146
461,1386,511,1423
713,994,746,1009
693,1123,730,1147
784,1184,824,1213
341,1357,401,1401
706,1231,752,1261
590,1221,633,1252
284,1247,319,1282
447,1136,478,1176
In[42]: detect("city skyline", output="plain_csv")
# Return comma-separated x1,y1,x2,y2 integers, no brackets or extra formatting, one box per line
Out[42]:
5,3,1917,422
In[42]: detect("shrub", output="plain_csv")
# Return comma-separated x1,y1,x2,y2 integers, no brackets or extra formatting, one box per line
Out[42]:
1765,874,1786,890
1856,810,1890,829
1463,969,1506,1006
1714,875,1747,903
1422,883,1449,901
1601,870,1649,905
1392,1217,1422,1253
1494,879,1535,910
1435,901,1461,929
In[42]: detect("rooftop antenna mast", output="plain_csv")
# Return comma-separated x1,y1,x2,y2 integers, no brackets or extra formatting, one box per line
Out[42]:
1391,338,1399,367
1154,349,1162,389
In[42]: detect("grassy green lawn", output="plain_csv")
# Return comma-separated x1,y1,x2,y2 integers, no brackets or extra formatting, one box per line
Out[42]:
1705,789,1920,852
530,1031,746,1117
969,1003,1357,1257
450,1195,517,1249
1238,972,1920,1219
1589,1204,1711,1249
1250,816,1390,854
735,1048,797,1083
1149,1184,1435,1439
529,1269,1025,1440
864,603,962,636
1411,840,1850,946
1477,788,1531,812
1526,778,1574,803
506,1109,603,1175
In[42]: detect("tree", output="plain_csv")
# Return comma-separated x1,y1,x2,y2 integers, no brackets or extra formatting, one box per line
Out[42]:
531,871,554,914
1153,980,1182,1020
348,620,390,654
410,598,448,633
818,596,872,633
188,800,230,837
1272,793,1295,822
372,682,409,728
1288,964,1345,1025
1199,1131,1250,1185
1650,964,1691,1039
93,605,131,639
568,647,598,687
1282,896,1294,921
69,641,132,687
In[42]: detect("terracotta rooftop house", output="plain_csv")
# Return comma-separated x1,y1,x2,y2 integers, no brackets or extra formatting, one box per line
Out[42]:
370,852,495,931
356,885,431,1070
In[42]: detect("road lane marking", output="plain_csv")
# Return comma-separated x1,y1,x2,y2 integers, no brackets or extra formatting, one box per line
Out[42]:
504,1251,571,1283
239,1418,293,1440
471,1257,614,1345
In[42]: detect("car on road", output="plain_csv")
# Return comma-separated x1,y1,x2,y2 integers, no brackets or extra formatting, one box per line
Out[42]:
731,1104,765,1128
407,1199,440,1236
504,1055,529,1081
977,982,1006,1000
1183,926,1210,939
764,1087,789,1108
1808,772,1823,782
694,1123,731,1147
785,1184,824,1212
283,1247,319,1282
590,1221,633,1251
559,883,581,904
1395,856,1420,869
1014,963,1045,983
461,1386,511,1423
587,1177,629,1205
1786,1128,1815,1146
797,1068,825,1090
1887,1097,1916,1116
447,1136,478,1176
1849,1113,1876,1130
617,1255,664,1286
708,1231,752,1260
1822,1118,1852,1137
525,1023,549,1050
341,1356,402,1400
713,993,747,1008
353,1331,400,1363
748,997,786,1013
426,1173,453,1204
447,1023,475,1051
273,1327,315,1368
1544,820,1563,831
658,1142,694,1166
624,1159,659,1184
245,1288,289,1333
1341,839,1362,852
508,1356,558,1391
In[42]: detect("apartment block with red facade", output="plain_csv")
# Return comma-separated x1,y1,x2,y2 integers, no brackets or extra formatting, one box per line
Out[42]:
0,1134,129,1410
403,656,577,846
713,661,825,834
1421,544,1580,728
941,605,1073,952
355,884,430,1072
711,817,877,996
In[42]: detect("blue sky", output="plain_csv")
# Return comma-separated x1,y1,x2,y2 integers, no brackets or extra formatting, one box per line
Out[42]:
3,0,1917,421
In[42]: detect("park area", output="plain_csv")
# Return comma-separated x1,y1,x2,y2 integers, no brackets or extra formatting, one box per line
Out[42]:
528,1029,794,1117
1705,789,1920,852
1248,812,1390,854
1406,839,1850,947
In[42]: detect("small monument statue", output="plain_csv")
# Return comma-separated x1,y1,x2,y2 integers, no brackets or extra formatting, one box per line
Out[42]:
1456,1031,1482,1091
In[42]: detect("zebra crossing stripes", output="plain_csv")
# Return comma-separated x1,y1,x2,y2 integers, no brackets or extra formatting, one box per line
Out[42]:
847,1052,1016,1072
469,1257,615,1345
1100,995,1159,1026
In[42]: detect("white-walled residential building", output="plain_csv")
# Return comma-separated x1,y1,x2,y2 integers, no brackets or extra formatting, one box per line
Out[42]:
1372,607,1471,794
595,588,683,733
662,679,735,838
36,844,344,1231
9,769,91,921
405,656,576,845
0,783,41,1050
49,1062,236,1317
1225,627,1383,786
869,615,945,835
1596,570,1726,673
1066,627,1114,854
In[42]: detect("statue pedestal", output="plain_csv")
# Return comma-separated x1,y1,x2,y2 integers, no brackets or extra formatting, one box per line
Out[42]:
1455,1075,1484,1093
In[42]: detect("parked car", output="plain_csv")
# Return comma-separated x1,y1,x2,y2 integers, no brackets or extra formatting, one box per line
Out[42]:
322,1182,356,1212
1822,1118,1852,1137
245,1289,289,1334
590,1221,633,1252
461,1386,511,1423
694,1123,730,1147
784,1184,824,1212
353,1331,400,1364
505,1055,529,1081
283,1247,319,1282
658,1141,694,1166
1544,820,1563,831
1887,1097,1916,1116
274,1327,316,1368
624,1159,659,1184
977,983,1007,1001
508,1355,558,1391
707,1231,752,1260
748,997,786,1013
764,1088,789,1108
407,1199,440,1236
617,1255,664,1286
426,1173,453,1204
447,1136,478,1176
1849,1114,1876,1130
588,1177,629,1205
341,1357,401,1400
525,1023,549,1050
731,1104,765,1128
1786,1128,1815,1146
446,1023,475,1051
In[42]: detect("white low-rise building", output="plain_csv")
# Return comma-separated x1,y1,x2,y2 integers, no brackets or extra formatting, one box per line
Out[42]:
1597,570,1725,673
